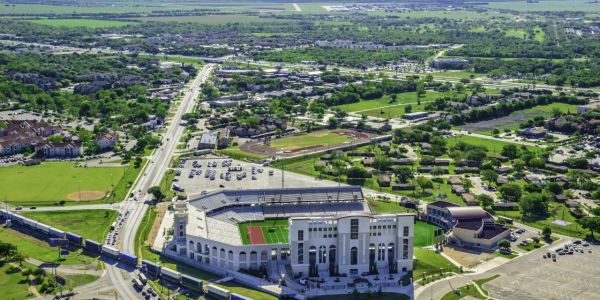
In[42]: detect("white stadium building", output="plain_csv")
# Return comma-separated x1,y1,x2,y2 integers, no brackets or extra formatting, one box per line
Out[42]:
167,186,414,280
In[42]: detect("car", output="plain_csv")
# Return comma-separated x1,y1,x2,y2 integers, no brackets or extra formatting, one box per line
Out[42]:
583,242,590,247
252,176,257,180
574,239,582,244
219,184,225,188
30,206,36,210
15,206,22,210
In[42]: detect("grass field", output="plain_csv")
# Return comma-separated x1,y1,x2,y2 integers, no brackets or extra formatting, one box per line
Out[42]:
0,162,138,206
22,209,117,241
505,28,527,39
367,198,412,214
446,135,536,155
269,130,354,151
485,0,600,12
134,15,286,25
239,219,288,245
0,226,95,265
461,103,578,135
335,91,446,113
496,202,588,238
0,3,194,14
218,146,268,161
413,247,460,278
0,262,36,300
414,221,440,247
27,18,132,28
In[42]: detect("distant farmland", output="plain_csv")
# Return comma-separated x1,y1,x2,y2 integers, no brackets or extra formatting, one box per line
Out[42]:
27,18,132,28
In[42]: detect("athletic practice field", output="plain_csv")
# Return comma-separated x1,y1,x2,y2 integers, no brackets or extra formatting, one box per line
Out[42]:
240,129,374,158
239,219,288,245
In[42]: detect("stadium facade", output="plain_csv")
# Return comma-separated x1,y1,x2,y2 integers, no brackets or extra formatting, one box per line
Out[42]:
168,186,414,279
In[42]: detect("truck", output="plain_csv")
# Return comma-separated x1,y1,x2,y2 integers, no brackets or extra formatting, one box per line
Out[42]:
138,273,148,284
132,278,144,289
172,184,185,192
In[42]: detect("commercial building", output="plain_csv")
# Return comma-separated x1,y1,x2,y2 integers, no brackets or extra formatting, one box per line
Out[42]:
423,201,510,249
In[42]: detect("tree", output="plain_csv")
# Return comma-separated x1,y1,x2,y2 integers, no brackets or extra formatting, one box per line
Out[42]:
327,117,338,129
147,186,165,201
591,207,600,216
477,194,494,209
542,226,552,241
481,169,498,184
546,182,564,195
512,159,525,172
393,167,414,183
519,193,549,218
578,216,600,238
416,83,425,106
498,239,511,249
499,183,522,202
415,176,433,195
501,144,519,159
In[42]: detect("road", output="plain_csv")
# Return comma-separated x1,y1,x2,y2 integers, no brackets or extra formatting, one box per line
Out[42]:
102,64,215,299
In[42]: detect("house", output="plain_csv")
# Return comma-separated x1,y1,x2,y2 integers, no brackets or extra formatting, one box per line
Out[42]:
466,94,493,107
497,166,513,174
430,58,469,70
555,194,568,202
378,175,391,187
462,193,478,206
95,130,118,150
403,112,429,121
496,176,509,185
577,102,600,114
492,202,518,211
393,183,416,191
448,176,463,186
451,185,466,194
524,175,544,185
518,127,547,139
198,131,218,150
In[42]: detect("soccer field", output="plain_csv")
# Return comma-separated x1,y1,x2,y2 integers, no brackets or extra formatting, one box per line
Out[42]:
239,219,289,245
0,162,126,205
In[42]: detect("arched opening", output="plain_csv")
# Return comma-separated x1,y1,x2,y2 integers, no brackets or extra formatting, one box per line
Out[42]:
351,247,358,265
388,243,397,274
378,243,386,261
196,242,202,253
369,243,376,274
309,246,318,277
318,245,327,264
239,251,247,261
228,250,234,261
328,245,337,276
220,248,226,259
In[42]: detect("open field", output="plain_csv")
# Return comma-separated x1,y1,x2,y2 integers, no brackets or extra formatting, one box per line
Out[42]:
413,247,460,278
414,221,440,247
367,198,412,214
270,131,353,151
485,0,600,12
0,226,95,265
134,15,287,24
22,209,118,241
0,262,37,300
0,3,195,14
241,129,372,157
460,103,578,134
335,91,446,113
26,18,132,28
496,202,588,238
446,135,536,154
239,219,288,245
0,161,139,206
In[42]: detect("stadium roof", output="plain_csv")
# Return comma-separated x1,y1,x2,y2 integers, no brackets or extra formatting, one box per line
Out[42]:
188,186,364,213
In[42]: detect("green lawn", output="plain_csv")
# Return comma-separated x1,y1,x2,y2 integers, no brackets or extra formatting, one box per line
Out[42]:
335,91,446,113
413,248,460,278
367,198,412,214
0,161,140,206
0,262,36,300
496,202,588,238
446,135,536,155
134,15,286,25
22,210,117,241
485,0,600,12
0,227,96,265
239,219,289,245
64,273,100,289
269,130,353,151
27,18,132,28
414,221,440,247
505,28,527,39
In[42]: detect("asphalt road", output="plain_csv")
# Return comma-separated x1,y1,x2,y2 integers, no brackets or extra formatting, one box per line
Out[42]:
101,64,215,299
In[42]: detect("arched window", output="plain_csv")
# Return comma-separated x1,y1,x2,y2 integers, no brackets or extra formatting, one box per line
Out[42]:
378,243,386,261
212,246,217,256
196,242,202,253
388,243,395,261
220,248,226,258
239,251,247,261
351,247,358,265
228,250,234,261
318,245,327,264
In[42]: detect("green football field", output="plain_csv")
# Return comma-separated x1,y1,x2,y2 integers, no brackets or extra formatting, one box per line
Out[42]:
239,219,289,245
269,130,354,151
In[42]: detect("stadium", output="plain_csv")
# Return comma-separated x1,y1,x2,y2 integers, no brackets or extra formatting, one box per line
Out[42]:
167,186,414,282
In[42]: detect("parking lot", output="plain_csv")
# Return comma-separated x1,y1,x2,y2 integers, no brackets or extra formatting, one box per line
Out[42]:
174,156,344,195
485,241,600,300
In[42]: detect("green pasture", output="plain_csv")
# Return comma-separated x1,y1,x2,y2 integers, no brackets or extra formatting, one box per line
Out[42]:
27,18,132,28
335,91,446,113
22,209,117,241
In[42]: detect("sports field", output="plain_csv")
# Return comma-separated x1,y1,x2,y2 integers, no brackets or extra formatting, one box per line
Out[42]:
446,135,536,154
414,221,441,247
269,130,353,151
27,18,132,28
239,219,288,245
0,162,126,205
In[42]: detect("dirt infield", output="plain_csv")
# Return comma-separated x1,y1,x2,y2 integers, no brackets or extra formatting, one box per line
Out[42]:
240,129,376,158
247,226,266,245
65,190,106,201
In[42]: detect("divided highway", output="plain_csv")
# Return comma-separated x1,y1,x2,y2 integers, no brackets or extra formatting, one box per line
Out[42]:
104,64,215,299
